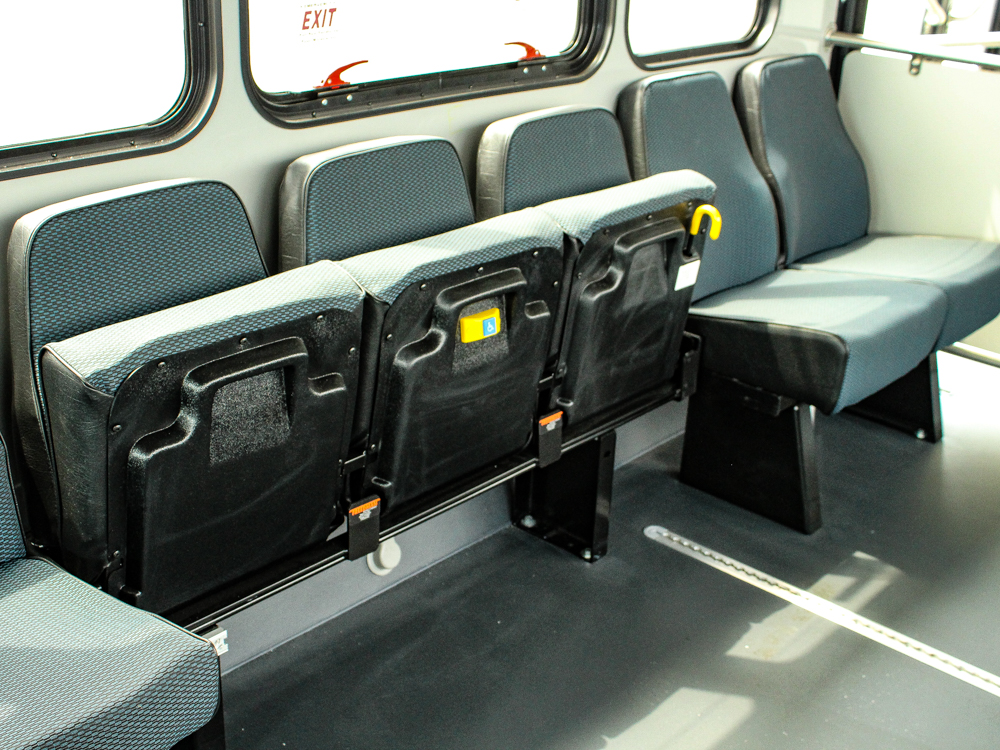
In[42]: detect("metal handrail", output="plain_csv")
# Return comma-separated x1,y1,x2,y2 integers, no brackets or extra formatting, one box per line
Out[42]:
825,28,1000,71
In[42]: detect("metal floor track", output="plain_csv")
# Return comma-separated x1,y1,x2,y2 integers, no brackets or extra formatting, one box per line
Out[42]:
224,353,1000,749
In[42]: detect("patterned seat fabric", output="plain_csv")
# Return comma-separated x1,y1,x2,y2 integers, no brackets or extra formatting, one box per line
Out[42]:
737,54,1000,348
476,105,632,219
0,557,220,750
8,179,267,541
279,136,475,270
0,436,219,750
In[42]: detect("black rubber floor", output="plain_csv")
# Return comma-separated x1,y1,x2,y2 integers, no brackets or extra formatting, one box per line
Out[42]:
225,354,1000,749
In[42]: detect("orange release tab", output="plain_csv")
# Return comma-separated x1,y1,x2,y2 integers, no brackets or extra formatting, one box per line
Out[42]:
350,498,380,516
539,411,564,427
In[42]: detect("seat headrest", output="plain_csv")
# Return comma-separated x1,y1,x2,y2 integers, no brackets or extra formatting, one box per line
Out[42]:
279,136,475,270
477,106,632,219
618,71,781,300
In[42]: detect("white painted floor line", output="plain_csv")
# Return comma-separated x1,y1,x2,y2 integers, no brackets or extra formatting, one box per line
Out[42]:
645,525,1000,699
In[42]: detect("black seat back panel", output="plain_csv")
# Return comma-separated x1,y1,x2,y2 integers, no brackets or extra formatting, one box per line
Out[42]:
41,262,363,609
556,213,696,428
363,248,564,515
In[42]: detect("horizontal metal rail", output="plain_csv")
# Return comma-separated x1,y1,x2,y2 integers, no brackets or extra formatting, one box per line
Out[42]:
944,342,1000,369
825,28,1000,71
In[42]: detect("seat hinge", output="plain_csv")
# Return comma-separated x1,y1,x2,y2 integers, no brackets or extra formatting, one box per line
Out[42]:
339,451,367,476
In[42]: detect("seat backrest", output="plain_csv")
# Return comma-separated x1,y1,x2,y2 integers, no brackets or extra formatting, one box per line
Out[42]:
339,209,567,516
8,179,267,514
618,71,781,301
735,54,870,263
279,136,475,270
477,106,632,219
0,437,25,565
42,261,364,612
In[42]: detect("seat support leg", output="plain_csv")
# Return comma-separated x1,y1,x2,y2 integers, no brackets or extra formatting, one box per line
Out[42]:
680,371,821,533
845,353,942,442
514,431,616,562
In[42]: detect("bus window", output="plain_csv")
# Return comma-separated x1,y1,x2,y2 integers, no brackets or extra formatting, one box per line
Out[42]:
0,1,187,150
626,0,768,63
248,0,580,95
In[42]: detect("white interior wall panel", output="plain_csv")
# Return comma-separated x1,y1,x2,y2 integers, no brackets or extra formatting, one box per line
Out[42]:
839,52,1000,350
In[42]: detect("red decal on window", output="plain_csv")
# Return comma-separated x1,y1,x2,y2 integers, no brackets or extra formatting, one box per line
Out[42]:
505,42,542,60
316,60,369,90
302,11,312,30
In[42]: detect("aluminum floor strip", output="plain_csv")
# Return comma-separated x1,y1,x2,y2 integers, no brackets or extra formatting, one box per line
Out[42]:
646,524,1000,699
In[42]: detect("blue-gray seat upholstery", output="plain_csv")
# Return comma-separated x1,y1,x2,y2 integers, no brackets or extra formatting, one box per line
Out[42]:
8,179,267,534
688,269,947,413
279,136,475,270
737,54,1000,348
797,235,1000,348
477,105,632,219
0,436,220,750
619,70,949,413
618,71,780,302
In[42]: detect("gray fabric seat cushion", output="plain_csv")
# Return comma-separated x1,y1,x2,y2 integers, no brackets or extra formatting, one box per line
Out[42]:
45,261,363,396
338,208,565,304
534,170,716,244
618,71,781,301
477,106,632,219
689,269,948,413
0,438,24,565
736,54,871,263
794,234,1000,349
279,136,475,270
0,557,219,750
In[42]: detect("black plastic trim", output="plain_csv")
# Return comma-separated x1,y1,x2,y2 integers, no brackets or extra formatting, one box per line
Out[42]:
830,0,868,93
0,0,222,181
626,0,779,70
239,0,615,128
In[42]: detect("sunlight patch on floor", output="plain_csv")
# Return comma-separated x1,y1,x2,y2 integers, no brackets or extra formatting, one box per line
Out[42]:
727,551,901,663
601,688,754,750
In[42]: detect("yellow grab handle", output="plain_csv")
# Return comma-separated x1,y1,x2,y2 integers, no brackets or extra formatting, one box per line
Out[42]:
691,204,722,241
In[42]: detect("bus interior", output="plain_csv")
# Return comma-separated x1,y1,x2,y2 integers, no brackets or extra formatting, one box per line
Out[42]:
1,0,1000,747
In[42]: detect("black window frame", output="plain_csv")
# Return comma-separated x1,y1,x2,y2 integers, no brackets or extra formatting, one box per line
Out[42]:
626,0,779,69
0,0,222,181
240,0,614,128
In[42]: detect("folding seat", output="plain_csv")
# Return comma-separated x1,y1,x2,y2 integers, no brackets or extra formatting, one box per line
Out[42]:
618,70,949,531
9,180,364,613
477,105,717,433
0,434,221,749
736,54,1000,352
335,209,568,537
279,135,475,270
